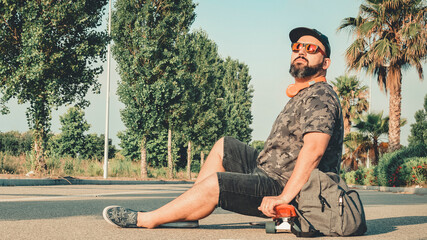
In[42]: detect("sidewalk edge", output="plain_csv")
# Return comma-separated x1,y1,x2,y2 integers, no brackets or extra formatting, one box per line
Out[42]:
0,178,193,186
349,184,427,195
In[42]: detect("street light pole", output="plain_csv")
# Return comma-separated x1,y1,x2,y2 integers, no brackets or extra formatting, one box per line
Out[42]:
103,0,112,179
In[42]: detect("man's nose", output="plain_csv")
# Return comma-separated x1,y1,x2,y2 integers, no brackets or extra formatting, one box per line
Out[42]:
298,46,307,56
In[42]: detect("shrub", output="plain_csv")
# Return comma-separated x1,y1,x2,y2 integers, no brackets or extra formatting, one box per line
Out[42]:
0,131,33,156
191,159,201,173
148,166,168,178
108,158,140,178
63,158,75,175
344,169,365,185
398,157,427,186
342,166,378,186
88,161,103,177
46,155,62,172
363,166,378,186
0,153,18,174
377,144,427,186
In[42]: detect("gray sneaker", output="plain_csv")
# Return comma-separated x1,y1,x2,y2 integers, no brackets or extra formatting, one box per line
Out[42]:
103,205,200,229
103,206,139,228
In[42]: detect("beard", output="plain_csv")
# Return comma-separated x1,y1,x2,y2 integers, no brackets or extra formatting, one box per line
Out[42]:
289,59,324,78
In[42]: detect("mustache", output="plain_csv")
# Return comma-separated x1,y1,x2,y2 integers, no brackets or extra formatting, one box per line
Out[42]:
293,56,308,63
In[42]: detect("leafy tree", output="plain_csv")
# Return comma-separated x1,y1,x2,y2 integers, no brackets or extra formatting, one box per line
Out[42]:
52,107,116,160
250,140,265,153
338,0,427,151
56,107,90,158
408,94,427,146
84,133,116,160
112,0,196,178
342,132,369,170
331,75,369,136
221,57,254,144
176,30,224,179
0,131,32,155
117,130,140,163
352,112,391,166
0,1,109,170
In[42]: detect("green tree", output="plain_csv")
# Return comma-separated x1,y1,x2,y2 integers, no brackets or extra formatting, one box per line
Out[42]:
112,0,196,178
250,140,265,153
84,133,116,160
331,74,369,136
176,30,224,179
338,0,427,151
342,132,369,170
53,107,116,160
117,130,140,163
221,57,254,144
408,94,427,146
0,131,32,156
56,107,90,158
0,1,108,170
353,112,390,165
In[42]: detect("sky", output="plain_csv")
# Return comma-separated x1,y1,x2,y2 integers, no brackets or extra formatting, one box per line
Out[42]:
1,0,426,148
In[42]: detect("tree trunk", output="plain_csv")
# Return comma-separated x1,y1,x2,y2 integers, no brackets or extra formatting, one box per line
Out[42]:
33,130,47,172
388,81,402,152
372,138,379,166
167,128,173,179
31,98,50,173
200,151,205,167
343,114,352,137
140,136,148,179
187,141,192,179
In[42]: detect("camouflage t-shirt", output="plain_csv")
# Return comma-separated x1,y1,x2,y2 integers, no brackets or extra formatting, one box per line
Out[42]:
257,81,343,187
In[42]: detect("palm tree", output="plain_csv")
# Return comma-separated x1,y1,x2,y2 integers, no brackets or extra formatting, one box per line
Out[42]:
331,74,369,136
352,112,390,166
338,0,427,151
342,132,369,171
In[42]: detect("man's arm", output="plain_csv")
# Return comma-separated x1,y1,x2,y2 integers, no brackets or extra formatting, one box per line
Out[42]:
258,132,331,217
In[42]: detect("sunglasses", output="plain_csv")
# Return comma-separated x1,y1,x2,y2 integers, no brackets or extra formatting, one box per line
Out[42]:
291,42,326,56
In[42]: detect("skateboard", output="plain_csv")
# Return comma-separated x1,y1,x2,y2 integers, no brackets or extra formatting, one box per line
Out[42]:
265,204,297,234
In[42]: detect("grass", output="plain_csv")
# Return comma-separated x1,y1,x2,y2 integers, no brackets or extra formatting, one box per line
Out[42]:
0,152,198,180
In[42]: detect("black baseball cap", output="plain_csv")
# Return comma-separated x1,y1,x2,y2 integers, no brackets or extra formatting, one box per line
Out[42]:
289,27,331,58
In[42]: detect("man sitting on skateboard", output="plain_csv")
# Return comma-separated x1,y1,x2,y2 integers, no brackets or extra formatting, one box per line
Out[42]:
103,27,343,229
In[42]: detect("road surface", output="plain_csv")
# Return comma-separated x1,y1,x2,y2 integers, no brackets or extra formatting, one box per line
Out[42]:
1,183,426,240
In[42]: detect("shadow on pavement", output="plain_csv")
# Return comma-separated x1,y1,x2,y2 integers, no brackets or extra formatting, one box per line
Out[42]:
366,216,427,236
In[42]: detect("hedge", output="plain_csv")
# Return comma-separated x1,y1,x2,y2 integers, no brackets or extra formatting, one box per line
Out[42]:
376,144,427,186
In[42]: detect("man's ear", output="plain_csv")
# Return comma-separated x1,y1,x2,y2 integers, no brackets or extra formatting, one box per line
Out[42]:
323,58,331,70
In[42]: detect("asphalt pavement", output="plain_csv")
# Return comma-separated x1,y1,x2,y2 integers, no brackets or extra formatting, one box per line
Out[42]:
0,181,426,240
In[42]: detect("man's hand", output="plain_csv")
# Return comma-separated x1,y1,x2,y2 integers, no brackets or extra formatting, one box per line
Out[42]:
258,196,287,218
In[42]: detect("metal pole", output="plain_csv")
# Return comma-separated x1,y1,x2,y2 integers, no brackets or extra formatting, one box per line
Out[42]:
103,0,112,179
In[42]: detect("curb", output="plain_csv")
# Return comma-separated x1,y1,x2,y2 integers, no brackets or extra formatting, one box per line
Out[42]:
0,178,194,186
349,184,427,195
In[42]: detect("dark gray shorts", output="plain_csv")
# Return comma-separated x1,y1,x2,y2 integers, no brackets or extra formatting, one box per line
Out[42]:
217,137,284,217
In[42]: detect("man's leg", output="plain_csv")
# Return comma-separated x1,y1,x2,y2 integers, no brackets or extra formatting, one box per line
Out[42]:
195,137,225,184
137,173,219,228
137,137,226,228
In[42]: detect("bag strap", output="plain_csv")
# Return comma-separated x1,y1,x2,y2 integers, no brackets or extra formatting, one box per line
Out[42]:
291,206,321,237
291,223,320,238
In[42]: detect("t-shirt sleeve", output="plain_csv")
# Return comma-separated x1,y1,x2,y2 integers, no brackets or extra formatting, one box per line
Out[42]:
300,90,339,136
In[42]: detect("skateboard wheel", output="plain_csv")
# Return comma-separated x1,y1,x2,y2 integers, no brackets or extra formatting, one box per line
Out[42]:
265,221,276,234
